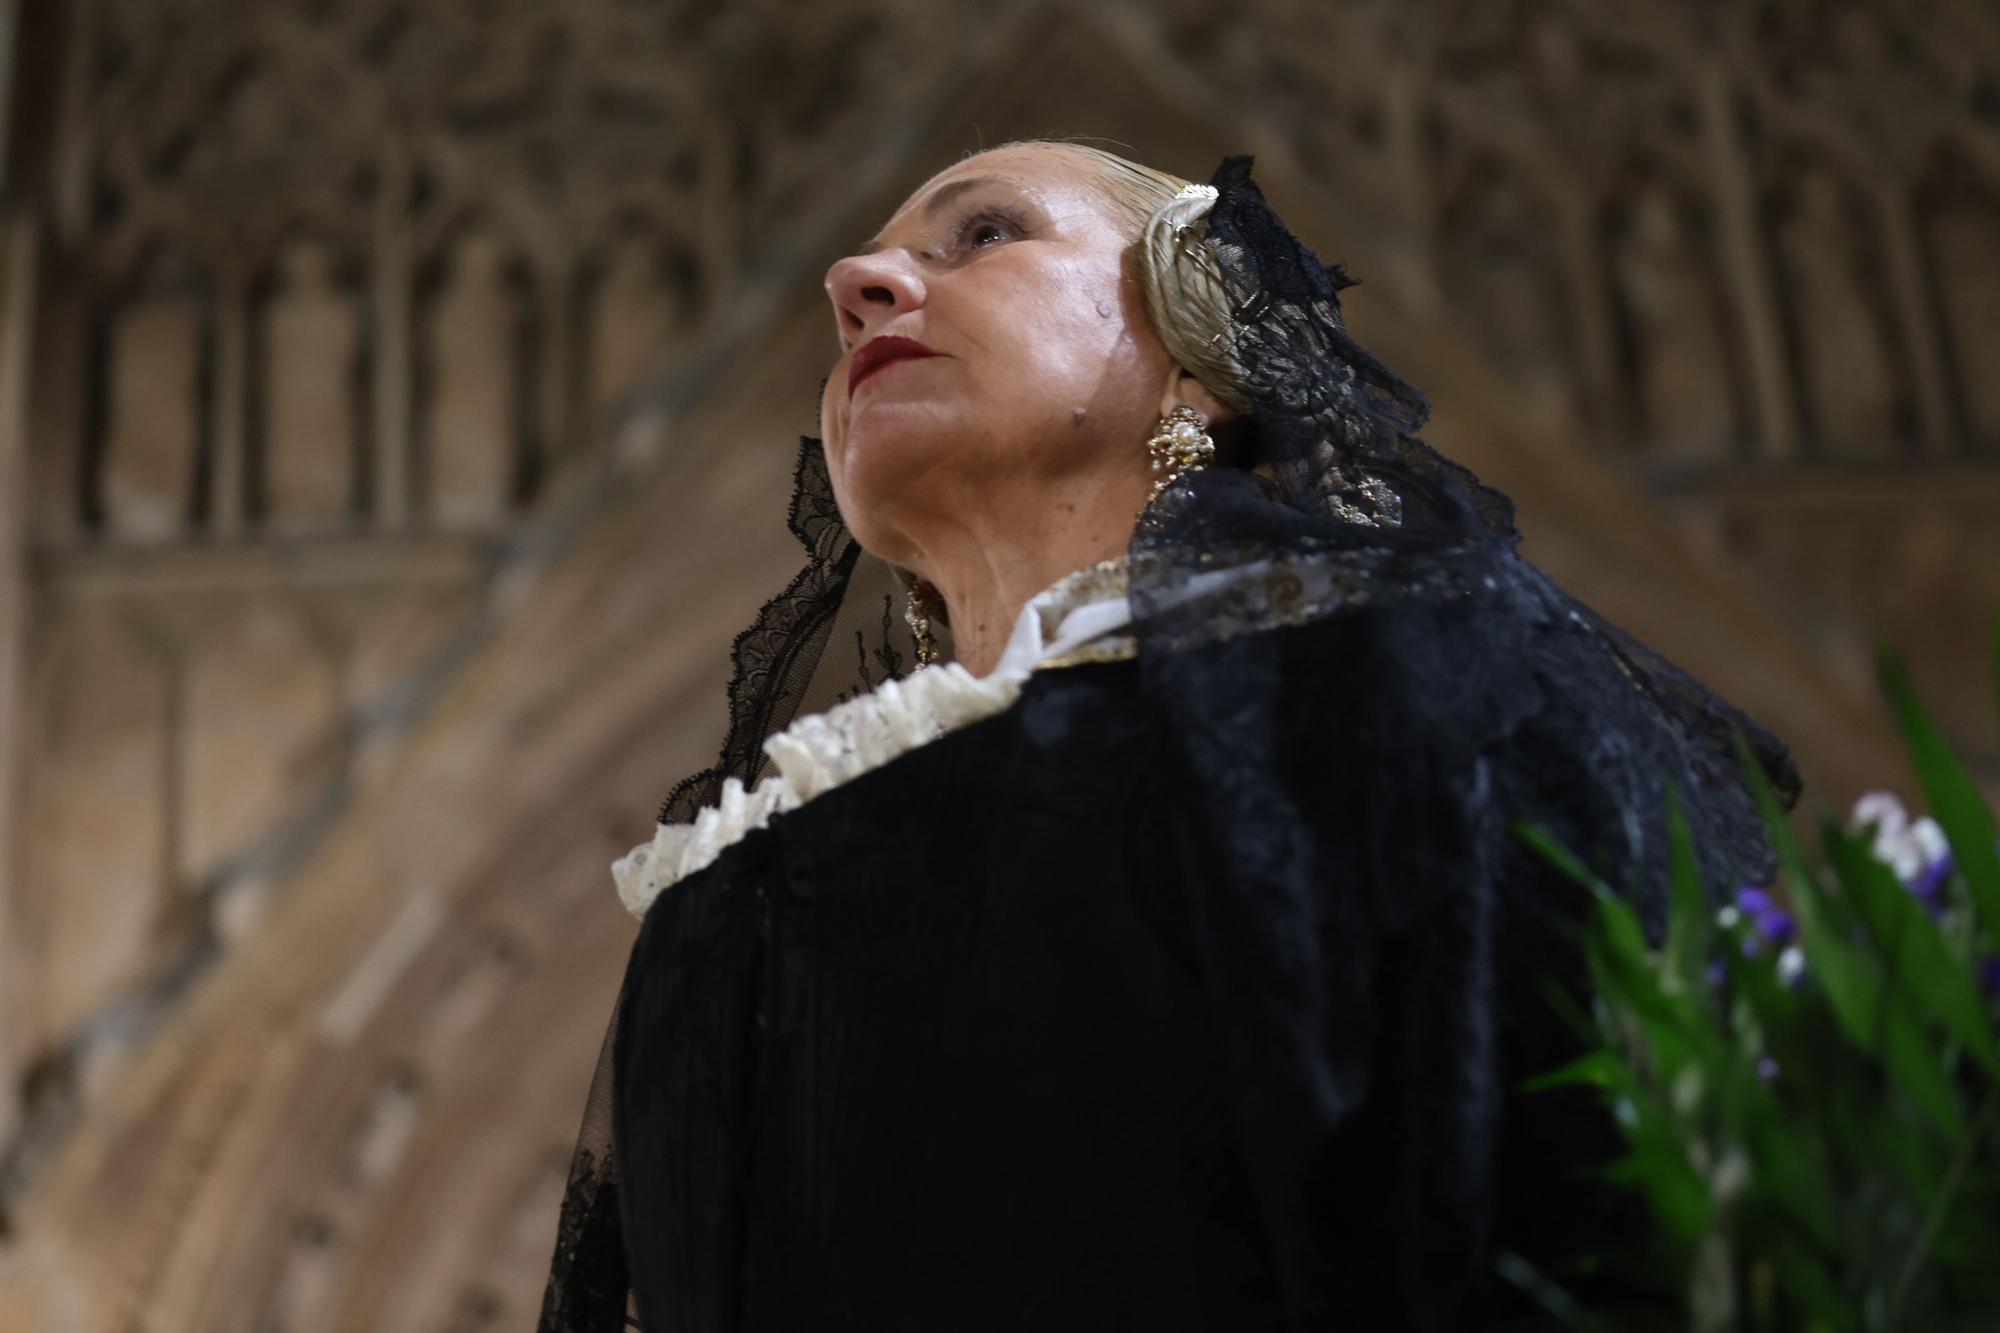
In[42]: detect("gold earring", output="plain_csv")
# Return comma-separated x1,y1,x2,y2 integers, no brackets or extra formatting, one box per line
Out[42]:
906,579,941,667
1147,404,1216,500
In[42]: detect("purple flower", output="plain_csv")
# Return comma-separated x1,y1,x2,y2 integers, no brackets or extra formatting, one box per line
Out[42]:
1978,954,2000,1001
1908,849,1954,920
1706,958,1727,988
1756,1055,1780,1082
1735,885,1796,952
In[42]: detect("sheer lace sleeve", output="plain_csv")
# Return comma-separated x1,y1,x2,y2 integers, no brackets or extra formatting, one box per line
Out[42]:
538,435,927,1328
536,987,640,1330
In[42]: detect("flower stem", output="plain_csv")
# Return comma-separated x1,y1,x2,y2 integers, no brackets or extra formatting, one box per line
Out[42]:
1886,1080,1999,1325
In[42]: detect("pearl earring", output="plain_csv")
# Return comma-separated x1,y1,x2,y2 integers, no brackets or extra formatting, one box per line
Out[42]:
1146,404,1215,500
905,579,941,667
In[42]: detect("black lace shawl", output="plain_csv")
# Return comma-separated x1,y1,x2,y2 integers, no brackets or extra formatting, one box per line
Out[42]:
535,154,1802,1331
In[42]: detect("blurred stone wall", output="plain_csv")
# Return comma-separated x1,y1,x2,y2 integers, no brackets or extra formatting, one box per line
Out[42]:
0,1,1995,1328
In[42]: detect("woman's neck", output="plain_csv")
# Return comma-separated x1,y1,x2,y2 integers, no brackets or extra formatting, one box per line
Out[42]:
907,472,1148,677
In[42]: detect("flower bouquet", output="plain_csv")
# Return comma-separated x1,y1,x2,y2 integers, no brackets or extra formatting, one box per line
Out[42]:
1511,626,2000,1332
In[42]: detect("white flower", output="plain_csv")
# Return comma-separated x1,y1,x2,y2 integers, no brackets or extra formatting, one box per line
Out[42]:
1776,945,1807,987
1910,816,1948,871
1847,789,1947,884
1847,790,1908,836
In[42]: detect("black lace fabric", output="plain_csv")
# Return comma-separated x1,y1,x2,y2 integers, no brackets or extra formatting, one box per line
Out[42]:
1129,154,1797,905
536,153,1803,1330
1122,155,1800,1325
656,436,923,827
538,438,928,1332
536,989,638,1330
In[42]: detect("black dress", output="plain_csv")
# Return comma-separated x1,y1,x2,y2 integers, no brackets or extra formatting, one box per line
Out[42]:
539,151,1800,1332
611,600,1678,1332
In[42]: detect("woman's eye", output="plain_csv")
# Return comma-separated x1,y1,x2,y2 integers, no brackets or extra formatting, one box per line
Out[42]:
955,210,1019,253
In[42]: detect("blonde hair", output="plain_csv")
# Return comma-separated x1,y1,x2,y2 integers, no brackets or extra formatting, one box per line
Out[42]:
985,138,1254,415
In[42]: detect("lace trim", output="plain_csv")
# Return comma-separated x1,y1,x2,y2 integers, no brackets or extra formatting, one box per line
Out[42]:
612,662,1025,917
613,554,1136,919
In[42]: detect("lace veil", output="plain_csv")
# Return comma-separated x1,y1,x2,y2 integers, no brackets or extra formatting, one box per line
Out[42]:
535,153,1803,1330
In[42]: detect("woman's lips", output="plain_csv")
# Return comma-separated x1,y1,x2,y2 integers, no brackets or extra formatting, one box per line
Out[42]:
851,356,931,396
847,336,942,400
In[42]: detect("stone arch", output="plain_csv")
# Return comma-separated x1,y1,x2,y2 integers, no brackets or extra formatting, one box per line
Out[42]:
1914,137,2000,450
1763,144,1914,459
249,231,371,535
88,243,213,539
1602,155,1747,464
569,213,702,433
1434,149,1581,393
412,219,540,531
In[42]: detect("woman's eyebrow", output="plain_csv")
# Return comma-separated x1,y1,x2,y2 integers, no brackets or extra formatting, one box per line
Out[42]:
854,176,1022,257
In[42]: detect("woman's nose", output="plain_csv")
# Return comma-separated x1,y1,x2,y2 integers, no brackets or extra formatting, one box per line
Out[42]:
825,252,925,346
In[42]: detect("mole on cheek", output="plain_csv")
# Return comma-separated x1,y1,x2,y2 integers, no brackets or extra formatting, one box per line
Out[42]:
1094,298,1114,319
1071,407,1087,426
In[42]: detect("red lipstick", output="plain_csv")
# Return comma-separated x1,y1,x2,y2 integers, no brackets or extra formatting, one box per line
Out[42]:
848,335,942,400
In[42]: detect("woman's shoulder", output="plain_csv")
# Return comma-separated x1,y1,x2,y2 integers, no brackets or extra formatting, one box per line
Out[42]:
613,653,1156,919
1152,551,1560,735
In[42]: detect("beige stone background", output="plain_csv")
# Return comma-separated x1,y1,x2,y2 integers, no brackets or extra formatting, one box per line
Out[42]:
0,0,1995,1328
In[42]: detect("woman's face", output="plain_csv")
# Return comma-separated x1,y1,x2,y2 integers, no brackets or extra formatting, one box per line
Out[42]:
819,146,1181,568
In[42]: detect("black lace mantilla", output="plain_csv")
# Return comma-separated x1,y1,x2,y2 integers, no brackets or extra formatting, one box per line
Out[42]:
656,436,863,827
1131,153,1798,915
536,151,1803,1332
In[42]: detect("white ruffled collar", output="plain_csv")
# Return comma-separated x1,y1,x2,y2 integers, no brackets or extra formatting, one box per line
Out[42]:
611,555,1135,918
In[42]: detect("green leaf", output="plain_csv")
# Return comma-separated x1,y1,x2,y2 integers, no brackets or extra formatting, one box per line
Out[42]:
1725,748,1878,1061
1604,1141,1713,1243
1589,918,1706,1079
1490,1249,1612,1332
1533,968,1601,1049
1771,1232,1855,1333
1662,782,1713,1008
1516,819,1612,896
1877,647,2000,940
1717,913,1802,1039
1828,1095,1946,1214
1780,852,1887,1058
1880,996,1966,1138
1519,816,1712,1064
1826,822,2000,1078
1520,1048,1633,1095
1591,880,1657,984
1737,1075,1839,1248
1733,727,1815,903
1895,1084,2000,1308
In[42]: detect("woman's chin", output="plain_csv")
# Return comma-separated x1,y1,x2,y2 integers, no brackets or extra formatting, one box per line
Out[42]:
843,392,950,433
835,417,956,490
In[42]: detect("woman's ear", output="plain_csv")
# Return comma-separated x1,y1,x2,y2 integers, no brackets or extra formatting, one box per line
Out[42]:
1157,362,1255,470
1158,364,1239,428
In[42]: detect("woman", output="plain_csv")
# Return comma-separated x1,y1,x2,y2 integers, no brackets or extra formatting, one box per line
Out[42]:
537,141,1800,1331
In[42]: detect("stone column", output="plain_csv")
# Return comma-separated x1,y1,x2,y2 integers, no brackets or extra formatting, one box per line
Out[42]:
0,216,40,1149
372,142,414,531
1695,58,1802,459
208,266,251,539
0,0,15,200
